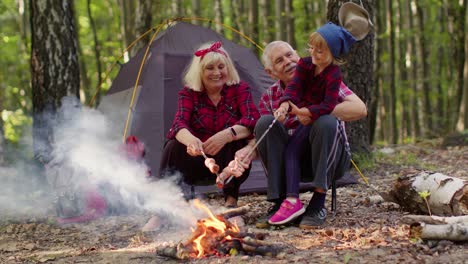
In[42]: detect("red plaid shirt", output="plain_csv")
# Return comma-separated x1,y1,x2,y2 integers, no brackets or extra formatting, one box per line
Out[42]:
167,81,260,142
259,67,352,134
279,57,342,124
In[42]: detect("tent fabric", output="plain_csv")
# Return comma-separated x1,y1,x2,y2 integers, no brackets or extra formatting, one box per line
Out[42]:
99,21,322,195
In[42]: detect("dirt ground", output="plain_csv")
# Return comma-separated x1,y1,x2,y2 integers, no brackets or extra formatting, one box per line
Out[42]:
1,141,467,263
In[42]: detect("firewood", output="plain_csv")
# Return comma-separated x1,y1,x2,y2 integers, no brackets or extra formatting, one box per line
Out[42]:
225,230,266,240
156,243,191,260
410,222,468,241
240,242,285,257
219,205,251,219
388,171,468,215
402,215,468,225
243,236,278,247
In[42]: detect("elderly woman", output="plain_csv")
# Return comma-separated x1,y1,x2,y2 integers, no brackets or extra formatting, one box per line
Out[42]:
159,41,260,207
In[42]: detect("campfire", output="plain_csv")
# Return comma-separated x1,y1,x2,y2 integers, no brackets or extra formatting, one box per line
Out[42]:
156,199,289,260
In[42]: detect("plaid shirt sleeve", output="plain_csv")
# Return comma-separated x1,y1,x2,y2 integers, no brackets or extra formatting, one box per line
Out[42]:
234,82,260,130
258,89,274,115
307,65,341,122
338,82,354,102
279,58,309,106
167,87,194,139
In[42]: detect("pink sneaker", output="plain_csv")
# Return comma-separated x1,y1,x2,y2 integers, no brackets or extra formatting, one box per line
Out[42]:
268,198,305,225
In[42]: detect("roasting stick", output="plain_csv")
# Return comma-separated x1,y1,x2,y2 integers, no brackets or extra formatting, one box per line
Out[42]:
217,116,279,188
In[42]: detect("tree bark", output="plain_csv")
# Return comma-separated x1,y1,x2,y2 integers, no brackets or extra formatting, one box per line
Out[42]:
402,215,468,225
214,0,224,35
259,0,272,44
450,0,467,131
87,0,102,106
389,171,468,216
408,0,421,138
327,0,374,154
30,0,81,165
415,2,434,135
274,0,285,40
191,0,201,23
284,0,295,48
410,222,468,241
133,0,152,53
387,0,397,144
397,0,411,141
370,0,384,144
118,0,135,58
248,0,259,55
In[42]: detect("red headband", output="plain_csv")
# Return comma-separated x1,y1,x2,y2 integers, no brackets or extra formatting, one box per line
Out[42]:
194,41,227,60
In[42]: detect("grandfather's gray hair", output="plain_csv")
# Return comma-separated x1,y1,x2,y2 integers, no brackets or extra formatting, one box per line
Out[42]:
261,41,296,70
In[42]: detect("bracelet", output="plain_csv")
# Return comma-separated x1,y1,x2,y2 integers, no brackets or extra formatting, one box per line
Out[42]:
230,127,237,140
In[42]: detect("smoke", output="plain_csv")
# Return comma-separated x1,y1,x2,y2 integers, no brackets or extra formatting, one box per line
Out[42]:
1,97,206,228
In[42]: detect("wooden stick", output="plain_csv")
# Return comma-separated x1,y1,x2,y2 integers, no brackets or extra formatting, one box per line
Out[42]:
218,205,251,219
402,215,468,225
410,222,468,241
156,243,191,260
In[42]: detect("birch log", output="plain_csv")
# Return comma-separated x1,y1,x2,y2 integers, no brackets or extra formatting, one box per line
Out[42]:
389,171,468,215
402,215,468,225
410,222,468,241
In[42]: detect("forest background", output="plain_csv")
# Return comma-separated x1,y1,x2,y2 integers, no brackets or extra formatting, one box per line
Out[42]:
0,0,467,165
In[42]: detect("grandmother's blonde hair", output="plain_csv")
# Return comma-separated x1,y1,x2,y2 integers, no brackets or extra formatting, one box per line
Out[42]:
183,42,240,91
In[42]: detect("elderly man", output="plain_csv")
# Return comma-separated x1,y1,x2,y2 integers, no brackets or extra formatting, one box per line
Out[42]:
225,40,367,228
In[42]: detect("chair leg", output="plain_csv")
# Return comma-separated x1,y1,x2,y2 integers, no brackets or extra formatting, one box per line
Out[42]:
331,179,337,217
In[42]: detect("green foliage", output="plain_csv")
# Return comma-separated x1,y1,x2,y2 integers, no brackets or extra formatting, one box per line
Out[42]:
351,152,375,170
2,109,32,144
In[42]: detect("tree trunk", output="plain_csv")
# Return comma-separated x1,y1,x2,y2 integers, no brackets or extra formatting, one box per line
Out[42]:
285,0,295,48
387,0,397,144
87,0,102,106
397,0,411,141
191,0,201,23
118,0,135,58
274,0,285,40
327,0,374,154
171,0,183,17
408,0,421,138
415,2,434,135
259,0,273,44
30,0,80,164
134,0,152,53
214,0,224,35
248,0,259,55
370,0,384,144
388,171,468,216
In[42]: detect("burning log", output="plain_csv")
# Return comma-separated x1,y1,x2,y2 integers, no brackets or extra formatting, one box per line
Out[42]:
155,199,288,260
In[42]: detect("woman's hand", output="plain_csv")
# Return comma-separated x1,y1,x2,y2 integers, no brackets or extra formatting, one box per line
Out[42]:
202,130,230,156
186,137,204,156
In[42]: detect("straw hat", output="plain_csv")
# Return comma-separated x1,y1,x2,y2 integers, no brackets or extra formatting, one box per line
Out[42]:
338,2,373,41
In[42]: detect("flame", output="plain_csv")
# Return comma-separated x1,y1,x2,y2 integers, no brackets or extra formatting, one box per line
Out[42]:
189,199,240,258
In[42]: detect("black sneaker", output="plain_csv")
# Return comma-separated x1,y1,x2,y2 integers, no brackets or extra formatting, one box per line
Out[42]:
299,207,327,229
255,202,281,228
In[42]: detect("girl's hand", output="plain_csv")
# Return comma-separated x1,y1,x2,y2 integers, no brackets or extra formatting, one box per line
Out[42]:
274,102,290,122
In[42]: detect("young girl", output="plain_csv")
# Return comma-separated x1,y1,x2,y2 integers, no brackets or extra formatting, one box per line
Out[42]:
269,22,356,225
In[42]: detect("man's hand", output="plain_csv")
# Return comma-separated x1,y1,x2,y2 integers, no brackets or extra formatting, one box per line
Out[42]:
186,137,203,156
274,102,289,123
202,130,229,156
234,144,255,165
296,114,312,125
